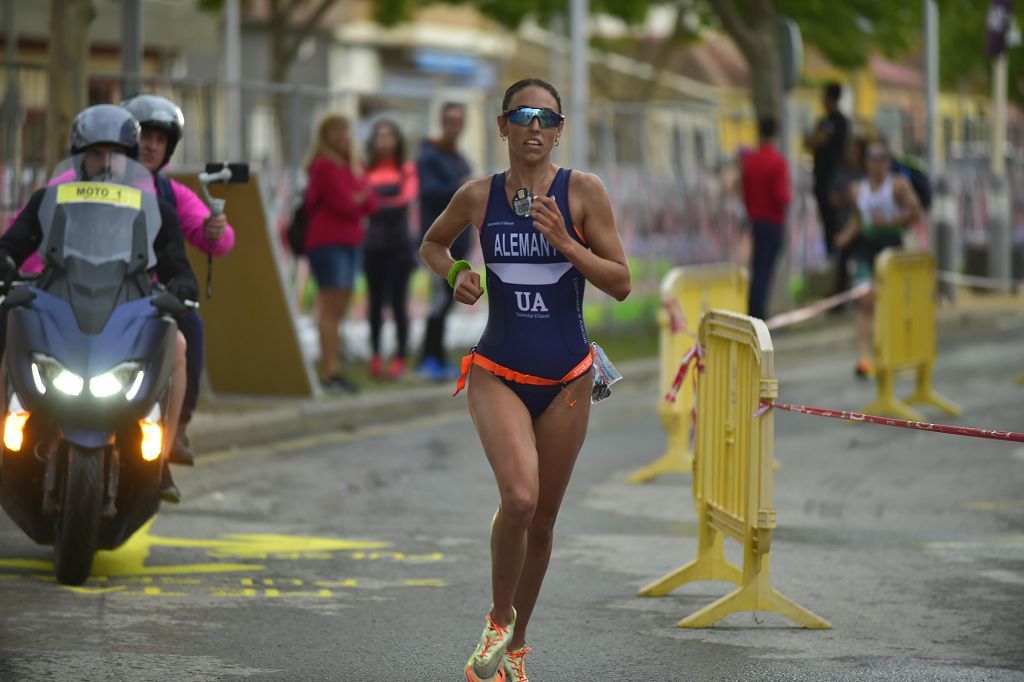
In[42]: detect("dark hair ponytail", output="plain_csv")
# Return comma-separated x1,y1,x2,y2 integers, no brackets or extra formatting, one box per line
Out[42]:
502,78,563,113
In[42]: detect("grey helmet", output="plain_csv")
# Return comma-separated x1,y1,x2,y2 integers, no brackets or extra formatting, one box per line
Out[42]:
69,104,141,159
121,93,184,168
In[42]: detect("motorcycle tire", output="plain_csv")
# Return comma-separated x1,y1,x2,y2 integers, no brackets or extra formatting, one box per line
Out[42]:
53,445,103,586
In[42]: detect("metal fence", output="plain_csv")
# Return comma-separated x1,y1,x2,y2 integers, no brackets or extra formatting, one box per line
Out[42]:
2,62,1017,339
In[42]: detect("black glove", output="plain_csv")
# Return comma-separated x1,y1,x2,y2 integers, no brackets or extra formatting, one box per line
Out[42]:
166,277,199,304
0,255,17,283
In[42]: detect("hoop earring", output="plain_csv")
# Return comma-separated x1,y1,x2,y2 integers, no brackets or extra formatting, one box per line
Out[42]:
555,137,560,146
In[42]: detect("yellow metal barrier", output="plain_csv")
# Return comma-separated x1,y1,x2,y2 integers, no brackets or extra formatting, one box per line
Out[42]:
639,310,830,629
629,264,747,483
864,250,961,421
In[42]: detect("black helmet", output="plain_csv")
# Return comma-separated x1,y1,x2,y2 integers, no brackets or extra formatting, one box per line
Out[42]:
121,93,184,168
70,105,141,159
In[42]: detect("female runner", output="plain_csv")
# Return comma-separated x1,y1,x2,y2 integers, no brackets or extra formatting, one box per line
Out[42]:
420,78,631,682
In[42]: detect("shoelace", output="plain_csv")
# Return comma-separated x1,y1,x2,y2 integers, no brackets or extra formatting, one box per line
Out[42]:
478,615,509,658
505,646,532,681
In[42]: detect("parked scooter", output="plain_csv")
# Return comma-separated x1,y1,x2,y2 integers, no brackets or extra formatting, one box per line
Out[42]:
0,154,187,585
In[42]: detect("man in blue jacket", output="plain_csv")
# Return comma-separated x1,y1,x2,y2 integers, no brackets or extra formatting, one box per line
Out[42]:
417,102,471,381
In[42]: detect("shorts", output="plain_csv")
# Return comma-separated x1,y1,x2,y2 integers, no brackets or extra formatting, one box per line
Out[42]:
850,231,903,286
308,245,363,290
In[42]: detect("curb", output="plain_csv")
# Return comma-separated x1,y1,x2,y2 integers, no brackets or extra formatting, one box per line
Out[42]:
189,299,1022,455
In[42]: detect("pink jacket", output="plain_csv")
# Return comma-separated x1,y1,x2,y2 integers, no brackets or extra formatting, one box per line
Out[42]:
8,175,236,274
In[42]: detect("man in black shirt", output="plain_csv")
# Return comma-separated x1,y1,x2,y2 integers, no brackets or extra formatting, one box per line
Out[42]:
805,83,850,293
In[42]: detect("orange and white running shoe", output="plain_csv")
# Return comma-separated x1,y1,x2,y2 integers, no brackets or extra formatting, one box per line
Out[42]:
503,645,532,682
854,358,873,379
464,608,516,682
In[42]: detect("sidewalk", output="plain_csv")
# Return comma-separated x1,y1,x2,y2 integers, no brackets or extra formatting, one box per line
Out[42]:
187,289,1024,455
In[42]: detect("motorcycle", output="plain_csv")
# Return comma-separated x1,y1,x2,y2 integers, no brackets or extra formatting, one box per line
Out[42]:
0,154,187,585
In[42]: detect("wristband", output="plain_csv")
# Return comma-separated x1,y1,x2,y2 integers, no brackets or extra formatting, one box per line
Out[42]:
447,260,472,288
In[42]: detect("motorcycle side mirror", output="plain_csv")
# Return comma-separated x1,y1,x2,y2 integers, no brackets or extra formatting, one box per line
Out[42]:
151,292,188,316
1,286,36,309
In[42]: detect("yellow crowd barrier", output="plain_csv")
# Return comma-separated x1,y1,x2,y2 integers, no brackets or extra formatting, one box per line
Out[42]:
639,310,830,629
628,264,747,484
864,250,960,421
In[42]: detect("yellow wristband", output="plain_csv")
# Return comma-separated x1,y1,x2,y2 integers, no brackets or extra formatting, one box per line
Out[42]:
447,260,472,288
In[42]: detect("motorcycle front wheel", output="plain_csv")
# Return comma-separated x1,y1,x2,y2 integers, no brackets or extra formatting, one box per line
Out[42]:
53,445,103,586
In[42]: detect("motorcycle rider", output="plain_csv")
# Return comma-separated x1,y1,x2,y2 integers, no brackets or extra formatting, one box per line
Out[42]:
0,104,197,503
121,93,236,467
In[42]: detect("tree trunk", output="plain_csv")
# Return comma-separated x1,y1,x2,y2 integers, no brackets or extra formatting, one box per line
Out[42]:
46,0,96,174
742,30,782,127
708,0,782,128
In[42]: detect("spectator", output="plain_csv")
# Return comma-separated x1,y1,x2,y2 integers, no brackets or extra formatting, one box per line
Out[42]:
417,102,471,381
364,119,419,380
828,134,870,301
741,116,791,320
304,114,378,392
805,82,849,292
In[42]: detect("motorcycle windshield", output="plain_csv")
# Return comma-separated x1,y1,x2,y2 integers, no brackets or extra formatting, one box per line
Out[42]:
38,154,161,271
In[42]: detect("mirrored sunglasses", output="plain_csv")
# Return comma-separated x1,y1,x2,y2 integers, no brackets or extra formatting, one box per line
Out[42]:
503,106,564,129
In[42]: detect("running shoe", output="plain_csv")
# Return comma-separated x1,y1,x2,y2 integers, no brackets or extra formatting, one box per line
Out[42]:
320,375,360,394
503,646,532,682
386,357,405,380
369,355,383,379
854,358,873,379
465,607,516,682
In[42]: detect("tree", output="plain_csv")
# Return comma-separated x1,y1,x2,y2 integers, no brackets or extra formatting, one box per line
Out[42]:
936,0,1024,104
46,0,97,173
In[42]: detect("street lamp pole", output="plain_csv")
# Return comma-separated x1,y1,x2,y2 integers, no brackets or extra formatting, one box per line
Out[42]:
569,0,588,168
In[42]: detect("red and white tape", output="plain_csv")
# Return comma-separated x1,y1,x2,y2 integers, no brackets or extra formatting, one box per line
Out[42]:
757,401,1024,444
936,270,1022,291
764,282,871,331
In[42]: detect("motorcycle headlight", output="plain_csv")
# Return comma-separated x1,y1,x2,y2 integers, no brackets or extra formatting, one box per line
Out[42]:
31,354,84,397
89,362,143,399
31,355,143,399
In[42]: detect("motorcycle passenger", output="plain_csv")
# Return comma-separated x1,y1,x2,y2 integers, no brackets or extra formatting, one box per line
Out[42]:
122,94,236,467
0,104,197,503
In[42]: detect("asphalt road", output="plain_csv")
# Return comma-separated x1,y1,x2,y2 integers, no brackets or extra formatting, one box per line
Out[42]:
1,320,1022,681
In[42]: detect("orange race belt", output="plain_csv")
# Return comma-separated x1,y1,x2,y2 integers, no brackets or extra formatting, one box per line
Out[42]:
453,347,594,397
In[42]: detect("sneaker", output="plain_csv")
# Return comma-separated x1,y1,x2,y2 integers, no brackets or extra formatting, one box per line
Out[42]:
465,608,516,682
386,357,406,380
854,358,873,379
418,355,446,382
320,375,360,394
168,426,195,466
159,462,181,504
503,646,532,682
369,355,384,379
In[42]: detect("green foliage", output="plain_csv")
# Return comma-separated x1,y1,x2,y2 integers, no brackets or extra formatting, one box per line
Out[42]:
936,0,1024,102
777,0,921,69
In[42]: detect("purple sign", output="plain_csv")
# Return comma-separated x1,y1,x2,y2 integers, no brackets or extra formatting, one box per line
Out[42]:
987,0,1014,58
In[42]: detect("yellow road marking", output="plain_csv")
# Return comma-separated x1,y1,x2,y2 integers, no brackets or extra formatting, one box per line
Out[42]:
403,579,446,587
963,500,1024,511
61,585,127,595
197,412,466,466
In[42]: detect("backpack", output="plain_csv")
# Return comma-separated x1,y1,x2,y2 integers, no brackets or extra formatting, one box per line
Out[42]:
286,192,309,256
891,156,932,210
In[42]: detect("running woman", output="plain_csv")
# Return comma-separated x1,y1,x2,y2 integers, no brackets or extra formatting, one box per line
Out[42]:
835,138,922,378
420,78,631,682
